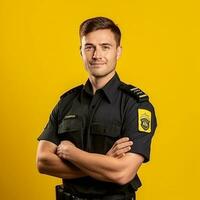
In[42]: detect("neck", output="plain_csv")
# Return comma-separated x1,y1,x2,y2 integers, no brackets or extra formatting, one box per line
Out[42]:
89,71,116,94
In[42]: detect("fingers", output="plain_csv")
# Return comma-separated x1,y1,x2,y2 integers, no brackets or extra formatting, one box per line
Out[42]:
111,139,133,158
114,137,130,147
113,141,133,151
113,146,132,159
57,144,64,158
56,141,74,160
56,146,62,157
116,146,132,156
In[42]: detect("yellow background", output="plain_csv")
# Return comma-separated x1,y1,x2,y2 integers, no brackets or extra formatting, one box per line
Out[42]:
1,0,200,199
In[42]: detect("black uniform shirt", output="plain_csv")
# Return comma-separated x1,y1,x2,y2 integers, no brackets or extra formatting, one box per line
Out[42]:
38,73,157,196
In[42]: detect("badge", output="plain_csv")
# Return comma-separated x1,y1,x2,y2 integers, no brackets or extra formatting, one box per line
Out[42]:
138,109,151,133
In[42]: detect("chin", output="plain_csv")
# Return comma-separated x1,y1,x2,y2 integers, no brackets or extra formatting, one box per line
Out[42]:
90,71,115,78
90,72,105,78
88,68,103,76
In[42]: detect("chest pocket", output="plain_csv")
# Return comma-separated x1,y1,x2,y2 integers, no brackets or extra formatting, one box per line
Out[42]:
90,122,121,154
58,114,83,148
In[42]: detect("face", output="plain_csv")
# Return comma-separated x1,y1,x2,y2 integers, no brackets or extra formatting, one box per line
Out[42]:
80,29,122,78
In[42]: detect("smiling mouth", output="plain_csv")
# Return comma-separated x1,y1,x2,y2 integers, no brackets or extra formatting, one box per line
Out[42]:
90,63,105,66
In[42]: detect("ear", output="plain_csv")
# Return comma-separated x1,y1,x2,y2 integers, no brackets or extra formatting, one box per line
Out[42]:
116,46,122,60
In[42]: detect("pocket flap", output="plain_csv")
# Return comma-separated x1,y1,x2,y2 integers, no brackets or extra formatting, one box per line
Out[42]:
91,122,121,137
58,114,82,134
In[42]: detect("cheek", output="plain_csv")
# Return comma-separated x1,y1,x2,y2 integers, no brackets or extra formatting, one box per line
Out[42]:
82,54,90,69
81,56,88,66
107,53,117,63
82,52,92,61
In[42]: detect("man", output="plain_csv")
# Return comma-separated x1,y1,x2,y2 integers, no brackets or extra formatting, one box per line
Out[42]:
37,17,157,200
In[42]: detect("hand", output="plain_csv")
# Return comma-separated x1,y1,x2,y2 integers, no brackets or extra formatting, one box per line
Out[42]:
57,140,75,160
106,137,133,159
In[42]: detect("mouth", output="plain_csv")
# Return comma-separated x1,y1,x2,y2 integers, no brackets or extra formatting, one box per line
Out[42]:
90,63,105,66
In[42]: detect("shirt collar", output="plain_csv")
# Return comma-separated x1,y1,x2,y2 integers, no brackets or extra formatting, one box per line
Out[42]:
83,72,121,103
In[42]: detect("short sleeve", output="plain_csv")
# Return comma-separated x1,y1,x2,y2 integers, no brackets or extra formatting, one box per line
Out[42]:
37,103,60,145
122,99,157,162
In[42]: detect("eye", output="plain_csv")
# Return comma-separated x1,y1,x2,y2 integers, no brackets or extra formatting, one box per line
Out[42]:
102,45,110,50
84,46,94,51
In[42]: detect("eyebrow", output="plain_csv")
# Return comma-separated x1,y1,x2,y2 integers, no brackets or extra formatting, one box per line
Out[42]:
100,43,112,46
84,43,94,46
84,43,113,46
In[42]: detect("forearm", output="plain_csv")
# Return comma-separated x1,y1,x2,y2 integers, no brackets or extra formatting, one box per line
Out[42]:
37,151,86,179
68,147,127,183
56,139,143,184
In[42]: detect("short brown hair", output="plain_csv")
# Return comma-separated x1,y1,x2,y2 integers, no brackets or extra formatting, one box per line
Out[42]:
79,17,121,46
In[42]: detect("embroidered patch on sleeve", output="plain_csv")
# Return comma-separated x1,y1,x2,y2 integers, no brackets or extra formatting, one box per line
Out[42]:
138,109,151,133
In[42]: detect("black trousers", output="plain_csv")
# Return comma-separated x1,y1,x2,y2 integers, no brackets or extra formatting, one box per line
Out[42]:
90,194,135,200
56,185,135,200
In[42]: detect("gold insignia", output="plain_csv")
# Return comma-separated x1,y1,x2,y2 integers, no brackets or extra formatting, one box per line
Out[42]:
138,109,151,133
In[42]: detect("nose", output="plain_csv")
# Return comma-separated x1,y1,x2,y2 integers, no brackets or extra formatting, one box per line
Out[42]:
92,48,102,59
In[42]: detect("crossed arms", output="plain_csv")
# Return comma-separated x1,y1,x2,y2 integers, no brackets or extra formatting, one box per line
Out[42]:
36,137,144,185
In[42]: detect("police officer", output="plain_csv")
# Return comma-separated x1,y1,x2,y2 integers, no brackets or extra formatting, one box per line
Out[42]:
36,17,157,200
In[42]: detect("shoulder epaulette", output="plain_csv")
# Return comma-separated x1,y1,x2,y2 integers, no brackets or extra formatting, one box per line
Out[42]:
119,83,149,103
60,84,83,99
